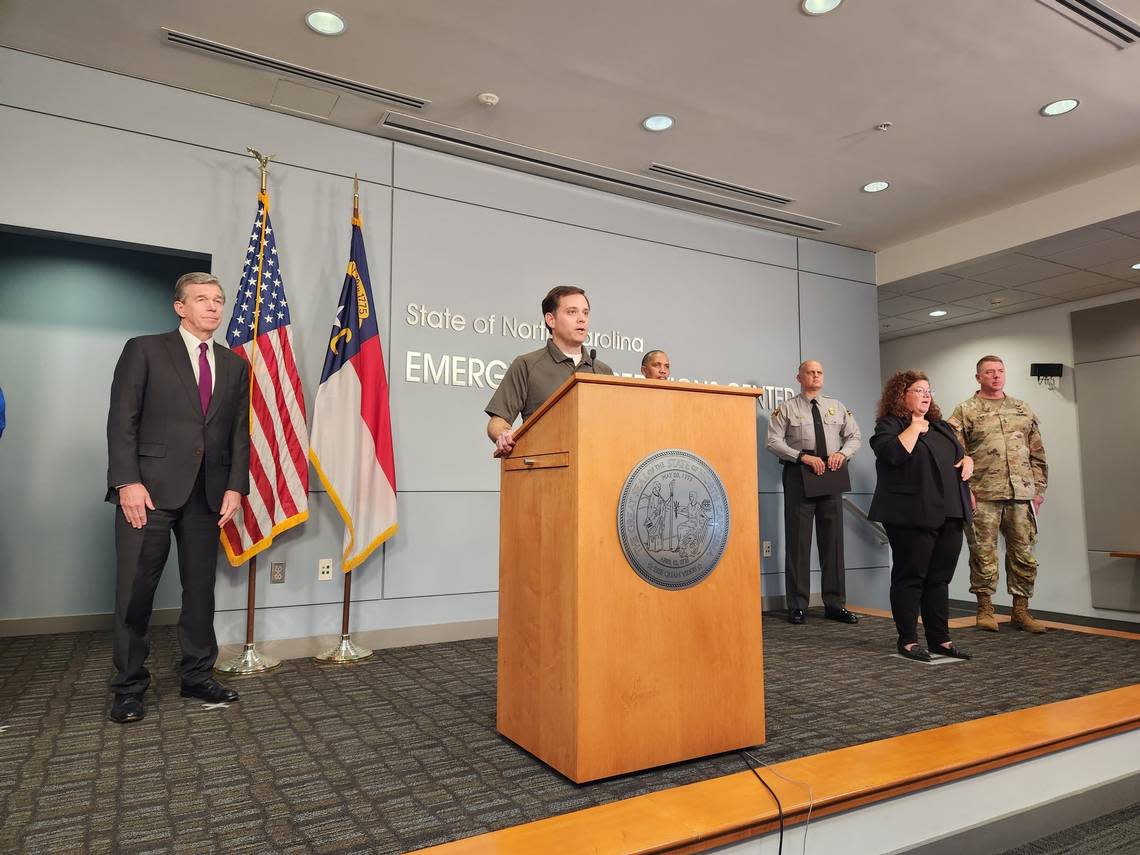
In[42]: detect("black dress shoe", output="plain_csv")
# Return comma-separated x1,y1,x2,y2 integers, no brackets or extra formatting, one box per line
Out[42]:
824,607,859,624
788,608,806,625
180,678,239,703
109,694,145,723
932,641,972,660
896,641,932,662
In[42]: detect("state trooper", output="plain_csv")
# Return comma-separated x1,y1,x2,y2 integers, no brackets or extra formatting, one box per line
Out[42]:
948,355,1048,634
765,360,862,625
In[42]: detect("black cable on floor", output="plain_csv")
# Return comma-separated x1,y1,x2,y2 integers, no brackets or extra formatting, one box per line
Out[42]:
739,749,783,855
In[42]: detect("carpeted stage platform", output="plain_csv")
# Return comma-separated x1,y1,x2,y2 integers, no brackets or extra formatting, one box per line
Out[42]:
1,611,1138,854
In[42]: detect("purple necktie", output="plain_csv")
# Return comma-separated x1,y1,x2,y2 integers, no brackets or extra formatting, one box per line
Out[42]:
198,342,212,415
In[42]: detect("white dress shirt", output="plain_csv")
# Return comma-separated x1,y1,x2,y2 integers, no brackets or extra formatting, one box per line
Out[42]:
178,323,216,394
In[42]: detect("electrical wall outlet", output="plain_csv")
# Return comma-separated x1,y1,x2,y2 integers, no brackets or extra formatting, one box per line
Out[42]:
318,559,333,581
270,561,286,583
762,540,773,557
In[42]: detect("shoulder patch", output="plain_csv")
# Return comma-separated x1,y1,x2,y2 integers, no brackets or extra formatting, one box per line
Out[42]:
947,416,961,429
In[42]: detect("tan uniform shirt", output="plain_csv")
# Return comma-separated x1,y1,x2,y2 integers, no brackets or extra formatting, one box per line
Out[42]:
485,338,614,424
765,392,862,463
948,394,1047,501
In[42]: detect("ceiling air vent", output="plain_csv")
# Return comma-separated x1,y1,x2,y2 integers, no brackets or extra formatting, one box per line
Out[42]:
1036,0,1140,47
647,163,794,206
379,113,837,234
163,29,430,108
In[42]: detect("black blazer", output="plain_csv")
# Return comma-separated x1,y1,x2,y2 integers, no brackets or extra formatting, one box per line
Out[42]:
867,415,973,528
106,329,251,511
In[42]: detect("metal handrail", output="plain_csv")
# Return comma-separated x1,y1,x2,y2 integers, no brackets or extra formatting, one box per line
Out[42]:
843,496,889,545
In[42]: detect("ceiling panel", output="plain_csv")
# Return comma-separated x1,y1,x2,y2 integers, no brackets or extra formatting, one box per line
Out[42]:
1087,257,1140,280
1057,280,1138,300
879,316,928,333
877,294,941,317
1018,270,1115,296
968,257,1076,287
878,272,963,295
940,252,1025,279
951,288,1044,311
909,279,1004,302
1014,227,1122,259
896,306,980,323
1042,234,1140,269
988,296,1063,314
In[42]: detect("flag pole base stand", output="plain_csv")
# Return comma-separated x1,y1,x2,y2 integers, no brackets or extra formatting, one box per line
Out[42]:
314,634,374,664
215,643,280,675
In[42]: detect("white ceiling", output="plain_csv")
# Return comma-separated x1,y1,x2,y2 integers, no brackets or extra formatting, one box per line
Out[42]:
879,210,1140,340
3,0,1140,252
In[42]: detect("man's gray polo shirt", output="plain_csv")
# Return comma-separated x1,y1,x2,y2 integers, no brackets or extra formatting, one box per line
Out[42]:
485,339,614,424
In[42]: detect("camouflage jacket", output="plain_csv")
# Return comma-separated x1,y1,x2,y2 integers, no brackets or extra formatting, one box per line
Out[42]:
948,394,1047,501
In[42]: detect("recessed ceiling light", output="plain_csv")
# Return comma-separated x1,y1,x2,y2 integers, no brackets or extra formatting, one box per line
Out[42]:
1040,98,1078,117
802,0,843,14
305,9,346,36
642,115,675,132
929,309,948,317
862,180,890,193
1131,262,1140,270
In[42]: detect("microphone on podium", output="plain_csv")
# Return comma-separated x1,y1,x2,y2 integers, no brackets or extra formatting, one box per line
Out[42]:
589,348,597,372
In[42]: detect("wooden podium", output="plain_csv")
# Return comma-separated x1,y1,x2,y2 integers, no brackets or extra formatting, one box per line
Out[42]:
496,374,765,782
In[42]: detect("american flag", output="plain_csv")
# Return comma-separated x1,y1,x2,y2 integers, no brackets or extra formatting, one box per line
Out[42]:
221,190,310,565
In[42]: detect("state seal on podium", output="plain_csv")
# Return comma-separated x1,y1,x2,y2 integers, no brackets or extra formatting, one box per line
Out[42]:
617,448,730,590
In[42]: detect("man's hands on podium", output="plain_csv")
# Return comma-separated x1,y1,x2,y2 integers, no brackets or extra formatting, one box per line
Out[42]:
487,416,517,458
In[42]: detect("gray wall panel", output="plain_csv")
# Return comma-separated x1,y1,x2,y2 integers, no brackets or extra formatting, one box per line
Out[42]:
383,492,500,599
0,49,393,186
394,144,798,269
796,271,882,493
797,238,876,284
1074,356,1140,553
1071,300,1140,364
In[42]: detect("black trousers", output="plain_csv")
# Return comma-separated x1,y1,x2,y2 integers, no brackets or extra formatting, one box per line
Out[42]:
884,518,964,647
782,463,845,611
110,467,220,696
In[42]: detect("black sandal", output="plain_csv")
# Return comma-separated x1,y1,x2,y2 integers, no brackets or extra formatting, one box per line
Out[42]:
896,640,931,662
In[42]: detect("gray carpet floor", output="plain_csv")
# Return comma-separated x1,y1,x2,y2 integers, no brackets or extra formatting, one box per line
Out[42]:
1,610,1138,854
1000,801,1140,854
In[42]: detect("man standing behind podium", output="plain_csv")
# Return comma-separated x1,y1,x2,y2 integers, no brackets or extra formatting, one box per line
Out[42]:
106,273,250,723
765,360,862,625
641,349,670,380
486,285,613,458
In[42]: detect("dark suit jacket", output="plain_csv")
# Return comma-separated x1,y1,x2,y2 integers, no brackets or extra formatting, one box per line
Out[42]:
106,329,251,511
868,415,973,529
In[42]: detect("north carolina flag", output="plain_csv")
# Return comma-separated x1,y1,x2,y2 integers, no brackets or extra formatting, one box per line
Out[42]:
308,206,397,571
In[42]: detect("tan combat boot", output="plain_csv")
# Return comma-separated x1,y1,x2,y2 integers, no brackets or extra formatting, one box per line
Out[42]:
976,593,999,632
1010,595,1047,633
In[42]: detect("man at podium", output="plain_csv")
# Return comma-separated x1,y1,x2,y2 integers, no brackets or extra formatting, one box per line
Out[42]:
485,285,613,458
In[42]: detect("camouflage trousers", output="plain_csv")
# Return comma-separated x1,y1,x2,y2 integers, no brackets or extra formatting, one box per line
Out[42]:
966,499,1038,598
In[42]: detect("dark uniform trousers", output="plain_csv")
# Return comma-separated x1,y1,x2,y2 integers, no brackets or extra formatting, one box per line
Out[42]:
782,462,845,612
111,465,219,696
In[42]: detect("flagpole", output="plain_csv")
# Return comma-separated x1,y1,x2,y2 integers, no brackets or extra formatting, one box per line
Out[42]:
216,147,280,676
314,566,373,663
315,174,374,665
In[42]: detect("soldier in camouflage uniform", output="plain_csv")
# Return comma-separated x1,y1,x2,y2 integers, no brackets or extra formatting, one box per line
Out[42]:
948,356,1048,634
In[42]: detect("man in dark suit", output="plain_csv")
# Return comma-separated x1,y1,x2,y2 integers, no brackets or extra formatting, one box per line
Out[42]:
106,272,250,723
